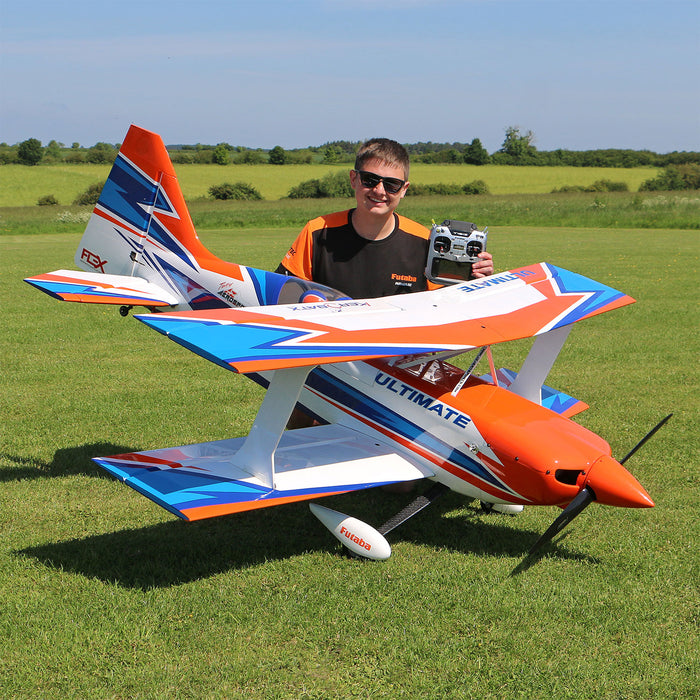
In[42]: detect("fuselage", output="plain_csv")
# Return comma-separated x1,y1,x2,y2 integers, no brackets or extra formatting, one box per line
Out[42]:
283,356,651,510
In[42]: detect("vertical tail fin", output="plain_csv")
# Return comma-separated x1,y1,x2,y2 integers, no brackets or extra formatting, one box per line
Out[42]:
28,124,350,310
75,125,210,278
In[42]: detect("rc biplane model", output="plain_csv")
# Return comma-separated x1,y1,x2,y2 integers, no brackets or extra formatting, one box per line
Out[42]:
25,125,660,561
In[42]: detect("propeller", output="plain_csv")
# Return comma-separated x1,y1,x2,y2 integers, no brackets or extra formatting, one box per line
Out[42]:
528,487,594,555
528,414,671,556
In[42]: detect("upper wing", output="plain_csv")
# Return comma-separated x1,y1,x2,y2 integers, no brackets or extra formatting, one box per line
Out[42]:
134,263,634,373
24,269,180,307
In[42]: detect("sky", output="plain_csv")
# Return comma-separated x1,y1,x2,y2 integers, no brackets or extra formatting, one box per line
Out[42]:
1,0,698,153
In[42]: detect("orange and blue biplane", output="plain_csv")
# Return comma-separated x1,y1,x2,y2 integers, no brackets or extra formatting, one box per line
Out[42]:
25,125,659,560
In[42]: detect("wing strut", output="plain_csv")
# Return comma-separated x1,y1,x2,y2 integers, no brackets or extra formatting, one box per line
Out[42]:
451,347,488,397
509,324,572,404
232,366,313,488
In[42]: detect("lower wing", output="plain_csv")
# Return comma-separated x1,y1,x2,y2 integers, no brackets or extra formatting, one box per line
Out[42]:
94,424,432,521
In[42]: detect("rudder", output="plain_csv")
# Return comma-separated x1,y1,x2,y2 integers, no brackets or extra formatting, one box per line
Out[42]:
74,125,209,280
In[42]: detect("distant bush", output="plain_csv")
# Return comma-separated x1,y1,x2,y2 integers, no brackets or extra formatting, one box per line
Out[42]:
212,144,230,165
405,180,490,196
268,146,287,165
73,181,105,206
85,143,117,164
44,140,63,163
64,150,85,163
37,194,59,206
463,179,490,195
0,145,16,164
551,185,587,193
322,145,342,164
463,138,491,165
287,171,353,199
287,179,324,198
285,149,314,164
640,164,700,191
171,151,196,164
587,179,629,192
233,150,266,165
317,171,354,198
406,183,463,196
552,179,629,194
209,182,262,200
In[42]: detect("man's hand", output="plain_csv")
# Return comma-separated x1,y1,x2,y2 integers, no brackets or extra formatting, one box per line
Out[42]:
470,251,494,278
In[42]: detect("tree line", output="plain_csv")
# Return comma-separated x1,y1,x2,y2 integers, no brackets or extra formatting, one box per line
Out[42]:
3,127,699,169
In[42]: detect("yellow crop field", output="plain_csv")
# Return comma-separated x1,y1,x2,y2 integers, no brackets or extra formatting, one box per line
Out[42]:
0,162,658,207
409,164,658,195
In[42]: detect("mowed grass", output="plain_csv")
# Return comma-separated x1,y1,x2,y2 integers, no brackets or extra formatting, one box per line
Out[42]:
2,225,698,698
0,162,659,206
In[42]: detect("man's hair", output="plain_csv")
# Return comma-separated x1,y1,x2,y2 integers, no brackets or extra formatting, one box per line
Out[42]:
355,138,410,179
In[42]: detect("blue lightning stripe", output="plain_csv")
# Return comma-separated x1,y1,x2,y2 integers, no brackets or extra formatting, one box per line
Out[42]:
99,154,196,270
136,315,443,367
154,256,227,309
154,187,174,213
97,155,159,232
546,393,580,415
114,227,144,255
145,218,196,271
545,264,628,328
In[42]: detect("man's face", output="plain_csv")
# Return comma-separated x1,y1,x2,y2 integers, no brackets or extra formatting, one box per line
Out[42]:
350,158,409,217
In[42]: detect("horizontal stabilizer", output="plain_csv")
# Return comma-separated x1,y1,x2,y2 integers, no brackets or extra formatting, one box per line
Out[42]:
135,263,634,373
94,424,431,521
481,368,589,417
24,270,180,307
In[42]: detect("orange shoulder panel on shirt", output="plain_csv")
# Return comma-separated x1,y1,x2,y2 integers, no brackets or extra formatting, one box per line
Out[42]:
396,213,437,288
396,213,430,240
280,211,351,280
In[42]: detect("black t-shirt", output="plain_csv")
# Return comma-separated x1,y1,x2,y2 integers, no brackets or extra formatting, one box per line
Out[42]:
277,209,433,298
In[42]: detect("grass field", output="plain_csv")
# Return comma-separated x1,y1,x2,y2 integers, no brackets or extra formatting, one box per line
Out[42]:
0,162,659,206
1,222,698,698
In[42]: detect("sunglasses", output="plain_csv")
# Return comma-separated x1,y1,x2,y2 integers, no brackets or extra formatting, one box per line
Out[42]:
354,170,406,195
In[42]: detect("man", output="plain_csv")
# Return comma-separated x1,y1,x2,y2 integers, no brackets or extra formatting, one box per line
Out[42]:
276,138,493,295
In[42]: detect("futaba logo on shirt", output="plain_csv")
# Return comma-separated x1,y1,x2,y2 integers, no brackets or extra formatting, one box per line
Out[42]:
391,273,417,282
391,272,416,287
